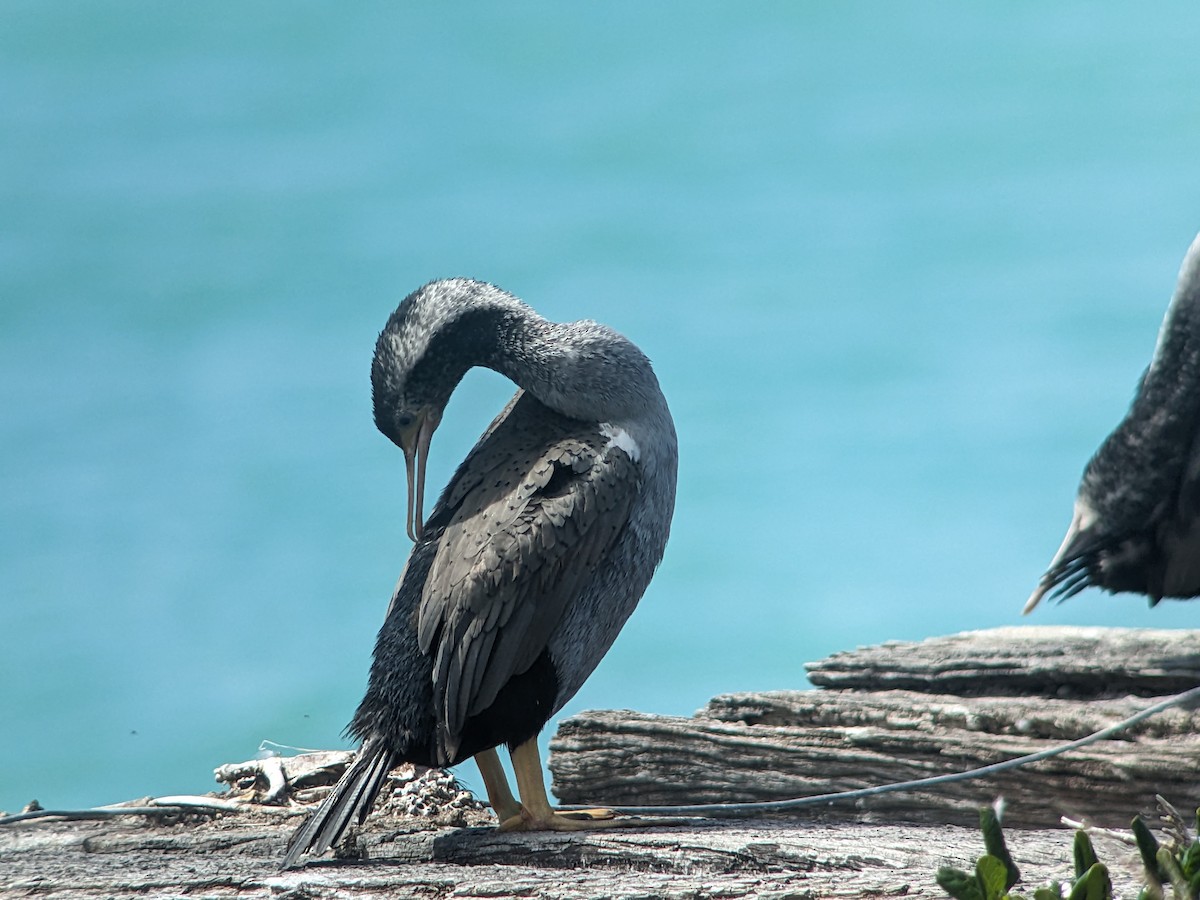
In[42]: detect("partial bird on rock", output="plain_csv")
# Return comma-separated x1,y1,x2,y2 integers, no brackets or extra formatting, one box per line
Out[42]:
1026,231,1200,613
282,278,677,867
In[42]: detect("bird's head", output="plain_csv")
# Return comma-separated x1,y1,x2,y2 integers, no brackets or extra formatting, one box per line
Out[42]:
371,278,525,541
370,283,468,543
372,344,455,541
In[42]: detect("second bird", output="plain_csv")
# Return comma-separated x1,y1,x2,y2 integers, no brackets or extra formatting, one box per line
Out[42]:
283,278,678,867
1026,231,1200,612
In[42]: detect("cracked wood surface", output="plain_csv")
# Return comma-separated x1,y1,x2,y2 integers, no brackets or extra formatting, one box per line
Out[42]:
551,628,1200,828
5,626,1197,898
802,626,1200,696
0,810,1150,899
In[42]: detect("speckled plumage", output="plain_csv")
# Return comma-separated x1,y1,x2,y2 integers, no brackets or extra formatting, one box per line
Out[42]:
283,279,676,867
1026,231,1200,611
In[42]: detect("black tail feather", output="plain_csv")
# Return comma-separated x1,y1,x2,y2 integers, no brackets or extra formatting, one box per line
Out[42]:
1048,558,1092,602
280,738,397,870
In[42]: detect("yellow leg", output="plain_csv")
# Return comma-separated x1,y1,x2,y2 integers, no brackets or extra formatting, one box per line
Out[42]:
496,737,623,832
474,747,521,822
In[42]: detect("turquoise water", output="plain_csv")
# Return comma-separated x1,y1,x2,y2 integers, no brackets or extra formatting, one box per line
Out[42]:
5,3,1200,814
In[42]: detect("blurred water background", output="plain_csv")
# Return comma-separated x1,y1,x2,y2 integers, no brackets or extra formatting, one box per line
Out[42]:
5,3,1200,814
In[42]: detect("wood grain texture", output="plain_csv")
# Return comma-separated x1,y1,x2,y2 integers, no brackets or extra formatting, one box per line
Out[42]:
803,626,1200,695
6,626,1197,897
550,627,1200,828
0,812,1151,900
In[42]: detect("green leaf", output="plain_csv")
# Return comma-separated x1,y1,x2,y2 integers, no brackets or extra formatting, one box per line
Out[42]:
937,866,985,900
1180,840,1200,880
1034,885,1062,900
1132,816,1165,887
1073,832,1099,881
977,855,1009,900
980,807,1021,889
1067,863,1111,900
1188,869,1200,900
1158,848,1191,900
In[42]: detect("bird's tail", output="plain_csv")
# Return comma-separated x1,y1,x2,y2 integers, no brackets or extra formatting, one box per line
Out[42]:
280,737,397,870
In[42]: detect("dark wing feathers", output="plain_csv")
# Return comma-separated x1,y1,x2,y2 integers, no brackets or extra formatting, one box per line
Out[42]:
417,399,638,761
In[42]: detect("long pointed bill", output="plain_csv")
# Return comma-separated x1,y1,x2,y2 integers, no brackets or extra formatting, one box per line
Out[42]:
402,411,439,543
403,445,420,542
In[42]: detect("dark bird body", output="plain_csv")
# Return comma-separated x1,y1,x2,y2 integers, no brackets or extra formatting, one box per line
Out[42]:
283,279,676,866
1026,231,1200,612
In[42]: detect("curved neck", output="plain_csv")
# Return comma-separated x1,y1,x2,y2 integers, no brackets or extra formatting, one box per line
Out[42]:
488,317,667,426
383,279,669,428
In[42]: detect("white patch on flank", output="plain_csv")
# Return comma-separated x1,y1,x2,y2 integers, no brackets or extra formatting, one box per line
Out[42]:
1074,498,1098,533
600,422,641,463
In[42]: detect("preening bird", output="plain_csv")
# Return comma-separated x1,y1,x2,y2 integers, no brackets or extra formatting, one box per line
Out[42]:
1026,231,1200,613
282,279,677,867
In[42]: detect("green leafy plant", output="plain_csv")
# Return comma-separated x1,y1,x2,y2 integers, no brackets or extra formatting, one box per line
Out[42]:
938,798,1200,900
1130,797,1200,900
936,807,1028,900
936,807,1110,900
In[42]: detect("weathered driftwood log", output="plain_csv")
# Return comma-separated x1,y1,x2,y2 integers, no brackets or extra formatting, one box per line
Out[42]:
0,810,1152,899
550,699,1200,827
550,627,1200,828
4,626,1197,898
805,626,1200,696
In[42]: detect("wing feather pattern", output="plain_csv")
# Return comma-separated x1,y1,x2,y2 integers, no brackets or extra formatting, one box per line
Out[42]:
417,395,639,763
